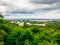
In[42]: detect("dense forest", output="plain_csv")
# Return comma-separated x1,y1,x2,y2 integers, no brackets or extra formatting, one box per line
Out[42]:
0,14,60,45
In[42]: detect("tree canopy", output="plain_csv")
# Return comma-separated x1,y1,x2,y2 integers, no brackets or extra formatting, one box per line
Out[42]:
0,13,4,18
0,18,60,45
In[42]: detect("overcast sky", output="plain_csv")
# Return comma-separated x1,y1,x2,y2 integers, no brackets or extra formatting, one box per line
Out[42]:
0,0,60,19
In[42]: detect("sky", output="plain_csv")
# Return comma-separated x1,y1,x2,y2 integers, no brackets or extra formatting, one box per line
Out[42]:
0,0,60,19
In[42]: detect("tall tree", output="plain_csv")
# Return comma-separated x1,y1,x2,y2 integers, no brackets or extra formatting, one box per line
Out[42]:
0,13,4,18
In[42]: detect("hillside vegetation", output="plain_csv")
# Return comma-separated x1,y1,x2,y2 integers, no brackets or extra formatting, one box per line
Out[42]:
0,19,60,45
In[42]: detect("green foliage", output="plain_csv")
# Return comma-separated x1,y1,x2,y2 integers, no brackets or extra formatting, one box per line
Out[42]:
0,30,7,42
0,19,60,45
0,13,4,18
0,42,4,45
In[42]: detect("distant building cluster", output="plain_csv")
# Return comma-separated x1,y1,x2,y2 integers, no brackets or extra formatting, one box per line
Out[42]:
10,20,52,26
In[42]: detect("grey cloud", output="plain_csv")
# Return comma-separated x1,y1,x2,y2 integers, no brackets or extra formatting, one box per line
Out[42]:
7,11,35,14
0,0,35,14
31,0,60,4
0,1,11,6
30,0,60,12
0,0,60,16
